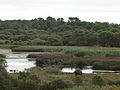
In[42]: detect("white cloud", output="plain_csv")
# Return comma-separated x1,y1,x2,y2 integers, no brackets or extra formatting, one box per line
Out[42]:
0,0,120,23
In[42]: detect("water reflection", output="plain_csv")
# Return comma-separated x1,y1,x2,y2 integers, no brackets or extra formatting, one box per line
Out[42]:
5,54,35,73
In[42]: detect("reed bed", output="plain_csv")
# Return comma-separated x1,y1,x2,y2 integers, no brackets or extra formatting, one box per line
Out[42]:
12,46,120,56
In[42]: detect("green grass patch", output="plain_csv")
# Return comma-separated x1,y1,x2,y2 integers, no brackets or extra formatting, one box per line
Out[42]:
12,46,120,56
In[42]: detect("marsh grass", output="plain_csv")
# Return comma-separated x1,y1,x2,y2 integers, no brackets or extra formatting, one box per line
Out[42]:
12,46,120,56
61,85,120,90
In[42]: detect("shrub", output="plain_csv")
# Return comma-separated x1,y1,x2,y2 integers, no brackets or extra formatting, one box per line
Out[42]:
18,72,30,80
44,67,60,75
77,61,89,69
0,54,6,58
106,52,120,57
92,62,110,70
74,76,83,85
74,69,82,76
92,61,120,70
17,79,38,90
92,75,105,86
36,57,63,67
41,79,74,90
12,48,45,52
27,54,39,58
74,52,86,57
52,79,73,89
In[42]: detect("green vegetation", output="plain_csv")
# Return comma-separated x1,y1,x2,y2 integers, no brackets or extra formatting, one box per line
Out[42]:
12,46,120,56
1,59,120,90
74,69,82,76
92,61,120,70
35,56,120,70
0,17,120,47
106,52,120,57
0,54,6,58
27,53,72,58
61,85,120,90
92,75,105,86
1,17,120,90
74,52,86,57
0,45,19,49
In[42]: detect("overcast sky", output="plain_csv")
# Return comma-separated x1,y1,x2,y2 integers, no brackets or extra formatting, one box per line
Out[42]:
0,0,120,23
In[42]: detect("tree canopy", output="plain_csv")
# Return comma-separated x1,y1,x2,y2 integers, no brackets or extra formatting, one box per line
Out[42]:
0,17,120,47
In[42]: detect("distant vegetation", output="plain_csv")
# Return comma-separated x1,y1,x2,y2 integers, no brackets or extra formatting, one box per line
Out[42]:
35,56,120,70
0,17,120,47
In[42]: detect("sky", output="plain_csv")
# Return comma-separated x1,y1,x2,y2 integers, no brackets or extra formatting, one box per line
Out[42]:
0,0,120,24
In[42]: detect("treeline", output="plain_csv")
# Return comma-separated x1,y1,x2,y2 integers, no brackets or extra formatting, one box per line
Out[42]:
0,17,120,47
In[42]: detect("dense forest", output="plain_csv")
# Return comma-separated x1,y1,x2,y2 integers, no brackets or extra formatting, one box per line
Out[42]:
0,17,120,47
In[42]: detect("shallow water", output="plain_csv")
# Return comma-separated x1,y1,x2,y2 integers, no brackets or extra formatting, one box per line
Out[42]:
61,68,76,73
61,68,93,74
0,49,119,74
5,58,35,73
61,68,120,74
5,53,35,73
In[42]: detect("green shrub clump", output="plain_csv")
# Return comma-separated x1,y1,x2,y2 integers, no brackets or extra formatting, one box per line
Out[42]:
0,54,6,58
42,79,74,90
92,75,105,86
74,52,86,57
106,52,120,57
74,69,82,76
74,76,83,86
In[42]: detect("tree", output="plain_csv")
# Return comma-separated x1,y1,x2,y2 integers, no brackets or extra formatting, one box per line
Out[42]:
65,30,98,46
98,31,115,47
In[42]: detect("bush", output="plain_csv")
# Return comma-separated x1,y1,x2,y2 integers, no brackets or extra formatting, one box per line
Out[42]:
43,79,73,90
36,57,63,67
74,69,82,76
12,48,45,52
92,62,110,70
51,79,73,89
77,61,89,69
42,79,74,90
74,52,86,57
92,61,120,70
17,79,38,90
0,54,6,58
92,75,105,86
27,54,39,58
106,52,120,57
74,76,83,85
31,39,47,45
44,67,60,75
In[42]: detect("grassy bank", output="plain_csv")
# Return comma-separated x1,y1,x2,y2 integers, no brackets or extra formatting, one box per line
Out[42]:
61,85,120,90
27,53,73,58
12,46,120,56
0,45,20,49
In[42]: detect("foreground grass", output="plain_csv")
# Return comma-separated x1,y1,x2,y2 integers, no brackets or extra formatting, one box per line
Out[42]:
12,46,120,56
11,67,120,90
61,85,120,90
